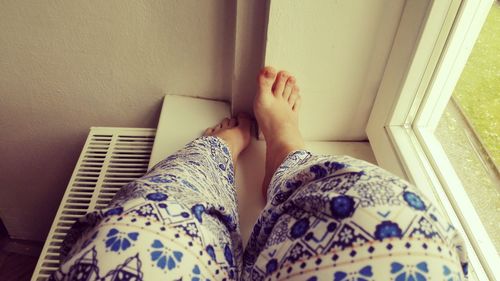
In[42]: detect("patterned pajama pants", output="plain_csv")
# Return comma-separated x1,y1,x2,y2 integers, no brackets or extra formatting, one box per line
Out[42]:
50,136,468,281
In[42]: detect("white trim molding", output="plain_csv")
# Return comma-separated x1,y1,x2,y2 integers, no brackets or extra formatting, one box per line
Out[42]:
367,0,499,280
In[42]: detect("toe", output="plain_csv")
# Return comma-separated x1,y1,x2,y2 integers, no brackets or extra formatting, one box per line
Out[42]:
290,85,300,102
293,96,302,112
228,117,237,127
237,113,252,128
204,128,214,135
221,118,230,128
272,71,289,97
288,87,300,107
283,76,295,99
258,66,277,92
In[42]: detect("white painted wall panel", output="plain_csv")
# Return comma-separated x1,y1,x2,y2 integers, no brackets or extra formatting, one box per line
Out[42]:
264,0,406,140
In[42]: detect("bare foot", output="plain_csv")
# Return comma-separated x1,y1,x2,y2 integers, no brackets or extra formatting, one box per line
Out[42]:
204,113,252,162
254,66,305,199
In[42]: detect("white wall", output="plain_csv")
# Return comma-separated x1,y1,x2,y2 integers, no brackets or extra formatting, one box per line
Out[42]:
0,0,240,240
0,0,404,241
264,0,406,140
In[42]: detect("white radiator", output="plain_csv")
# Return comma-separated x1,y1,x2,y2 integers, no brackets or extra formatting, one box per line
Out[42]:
30,127,155,281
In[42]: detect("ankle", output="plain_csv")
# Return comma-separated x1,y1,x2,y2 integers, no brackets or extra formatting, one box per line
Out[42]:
266,133,305,154
262,142,303,200
266,140,304,170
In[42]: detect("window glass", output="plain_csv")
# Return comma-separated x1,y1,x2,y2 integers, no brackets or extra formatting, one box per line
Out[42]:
435,2,499,252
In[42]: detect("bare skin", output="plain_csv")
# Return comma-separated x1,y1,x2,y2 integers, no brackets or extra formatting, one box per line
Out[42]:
254,67,305,199
203,114,252,163
204,66,305,200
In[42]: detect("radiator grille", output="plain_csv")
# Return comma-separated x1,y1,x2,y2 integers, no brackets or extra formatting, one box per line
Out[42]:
31,127,155,281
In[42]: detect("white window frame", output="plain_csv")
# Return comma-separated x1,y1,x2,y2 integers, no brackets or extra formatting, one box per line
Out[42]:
367,0,499,280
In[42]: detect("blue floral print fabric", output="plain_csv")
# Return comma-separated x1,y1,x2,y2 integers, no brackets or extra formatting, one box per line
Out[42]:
51,137,241,281
50,137,467,281
242,150,468,280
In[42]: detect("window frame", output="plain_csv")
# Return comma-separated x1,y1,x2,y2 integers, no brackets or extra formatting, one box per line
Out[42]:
366,0,499,280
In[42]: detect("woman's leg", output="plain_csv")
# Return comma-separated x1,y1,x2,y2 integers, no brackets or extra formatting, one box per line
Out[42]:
50,115,251,281
243,67,468,280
